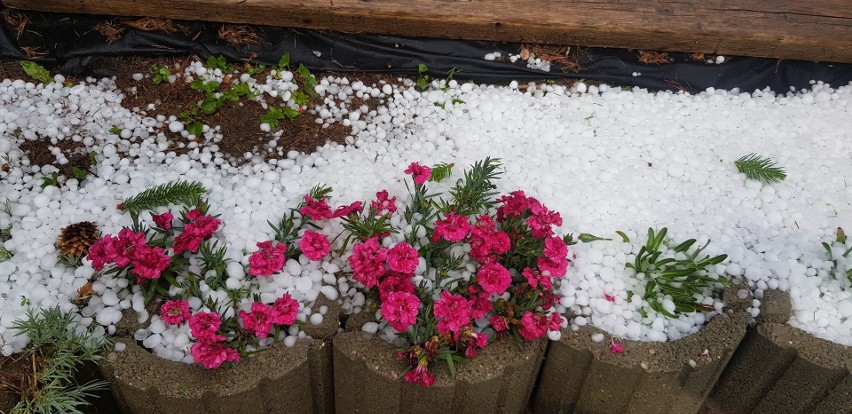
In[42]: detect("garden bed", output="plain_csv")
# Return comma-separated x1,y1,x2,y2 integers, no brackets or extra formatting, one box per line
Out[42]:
0,40,850,413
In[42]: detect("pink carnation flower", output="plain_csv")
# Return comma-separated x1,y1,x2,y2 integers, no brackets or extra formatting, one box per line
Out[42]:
130,245,171,283
404,162,431,185
537,236,570,278
248,241,287,276
402,364,435,387
113,228,147,267
489,315,508,333
381,291,420,332
190,340,240,369
370,190,397,216
240,302,275,338
379,272,416,301
496,190,531,222
604,293,616,303
86,235,115,271
174,209,221,254
189,312,224,342
386,242,419,273
527,199,563,238
522,267,552,290
548,313,565,332
610,339,625,354
152,212,174,229
271,293,299,326
331,201,363,218
518,311,548,341
160,299,191,325
348,237,387,288
299,196,333,221
476,263,511,295
469,287,493,319
299,231,331,261
433,291,473,334
431,212,471,243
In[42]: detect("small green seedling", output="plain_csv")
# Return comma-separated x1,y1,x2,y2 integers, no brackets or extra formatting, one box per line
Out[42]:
151,64,172,85
206,55,233,73
416,64,430,90
260,106,299,130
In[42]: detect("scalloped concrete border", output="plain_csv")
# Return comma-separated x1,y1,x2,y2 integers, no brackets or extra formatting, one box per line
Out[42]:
532,286,750,414
333,331,546,414
101,298,340,414
702,290,852,414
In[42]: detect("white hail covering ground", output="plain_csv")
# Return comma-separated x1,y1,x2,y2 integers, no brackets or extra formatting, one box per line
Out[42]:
0,64,850,361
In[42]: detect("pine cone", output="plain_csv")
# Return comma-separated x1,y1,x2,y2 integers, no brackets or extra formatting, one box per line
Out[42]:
58,222,101,260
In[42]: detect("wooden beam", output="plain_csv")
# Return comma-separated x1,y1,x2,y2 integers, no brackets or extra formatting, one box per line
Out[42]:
3,0,852,63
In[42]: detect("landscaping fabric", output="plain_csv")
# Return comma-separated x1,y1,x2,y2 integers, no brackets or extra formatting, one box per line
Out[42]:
2,7,852,93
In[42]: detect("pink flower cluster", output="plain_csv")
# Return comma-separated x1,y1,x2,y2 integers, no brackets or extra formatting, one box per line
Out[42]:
370,190,397,216
174,209,221,254
349,239,422,332
239,294,300,338
300,196,363,221
87,228,171,283
187,294,299,369
518,311,564,341
188,311,239,369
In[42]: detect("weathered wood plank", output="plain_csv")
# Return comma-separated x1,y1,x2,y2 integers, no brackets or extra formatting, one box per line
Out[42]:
3,0,851,63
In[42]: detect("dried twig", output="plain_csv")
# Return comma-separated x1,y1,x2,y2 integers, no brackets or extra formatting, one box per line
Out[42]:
1,9,29,39
94,21,126,44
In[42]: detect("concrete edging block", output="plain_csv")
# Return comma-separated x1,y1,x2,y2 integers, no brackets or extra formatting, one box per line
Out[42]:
703,289,852,414
100,299,341,414
332,331,546,414
533,286,750,414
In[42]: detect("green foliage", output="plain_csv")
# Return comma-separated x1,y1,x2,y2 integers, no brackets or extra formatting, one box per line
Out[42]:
297,64,318,98
206,55,233,73
150,64,171,85
185,121,204,138
428,163,454,183
626,227,728,318
40,172,61,189
70,167,88,181
108,126,122,135
416,64,430,90
244,63,266,76
11,307,109,414
734,153,786,184
260,105,299,130
822,227,852,284
123,180,207,215
578,233,612,243
446,157,502,217
275,53,291,73
189,80,221,94
20,61,52,84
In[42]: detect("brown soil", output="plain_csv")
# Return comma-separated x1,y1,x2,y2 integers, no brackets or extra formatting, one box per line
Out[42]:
2,55,404,175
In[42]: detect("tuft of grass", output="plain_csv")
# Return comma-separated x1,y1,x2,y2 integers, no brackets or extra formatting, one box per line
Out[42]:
5,307,109,414
735,153,786,184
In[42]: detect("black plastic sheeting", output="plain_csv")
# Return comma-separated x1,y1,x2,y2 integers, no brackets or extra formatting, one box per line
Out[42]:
2,7,851,93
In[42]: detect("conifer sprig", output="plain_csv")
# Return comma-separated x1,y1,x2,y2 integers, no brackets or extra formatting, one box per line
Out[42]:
734,153,787,183
123,180,207,214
